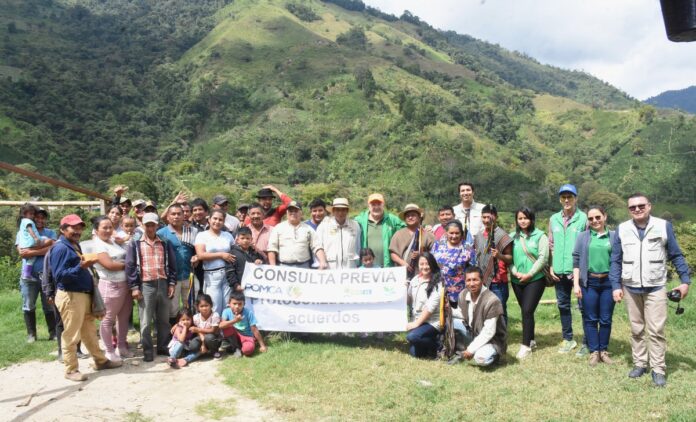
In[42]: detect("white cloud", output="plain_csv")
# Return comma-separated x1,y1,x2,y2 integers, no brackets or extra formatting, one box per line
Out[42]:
365,0,696,99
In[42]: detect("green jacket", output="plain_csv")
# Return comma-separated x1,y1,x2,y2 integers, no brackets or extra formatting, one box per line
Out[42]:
354,210,406,267
549,209,587,275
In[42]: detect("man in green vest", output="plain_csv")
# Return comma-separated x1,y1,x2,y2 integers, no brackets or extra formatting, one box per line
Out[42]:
549,184,588,355
354,193,405,268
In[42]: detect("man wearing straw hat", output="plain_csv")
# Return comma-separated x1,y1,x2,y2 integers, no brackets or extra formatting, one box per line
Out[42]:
316,198,362,269
389,204,436,279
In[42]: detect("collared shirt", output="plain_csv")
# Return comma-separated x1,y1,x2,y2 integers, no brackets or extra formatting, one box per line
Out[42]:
49,237,94,292
453,201,484,236
268,221,322,264
139,236,167,282
157,224,198,280
250,224,272,257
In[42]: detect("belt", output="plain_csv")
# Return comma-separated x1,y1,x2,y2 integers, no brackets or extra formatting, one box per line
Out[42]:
280,260,311,266
58,288,92,294
589,273,608,279
204,267,226,272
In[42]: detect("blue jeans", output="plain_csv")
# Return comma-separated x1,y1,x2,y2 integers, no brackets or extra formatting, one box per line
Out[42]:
406,323,439,358
555,274,575,341
169,340,200,363
488,283,509,325
581,276,615,352
204,269,231,316
20,278,52,313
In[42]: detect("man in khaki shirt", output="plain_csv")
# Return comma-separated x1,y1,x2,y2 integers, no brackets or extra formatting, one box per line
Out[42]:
267,201,328,269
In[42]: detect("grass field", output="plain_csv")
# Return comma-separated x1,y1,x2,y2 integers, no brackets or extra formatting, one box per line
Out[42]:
2,284,695,421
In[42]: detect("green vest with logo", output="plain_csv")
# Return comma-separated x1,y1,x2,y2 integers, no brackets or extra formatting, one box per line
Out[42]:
549,209,587,275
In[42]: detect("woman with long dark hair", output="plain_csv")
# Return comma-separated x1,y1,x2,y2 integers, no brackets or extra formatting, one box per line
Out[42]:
510,207,549,360
405,252,442,358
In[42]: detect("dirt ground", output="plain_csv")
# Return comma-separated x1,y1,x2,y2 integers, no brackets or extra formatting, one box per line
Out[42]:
0,353,276,422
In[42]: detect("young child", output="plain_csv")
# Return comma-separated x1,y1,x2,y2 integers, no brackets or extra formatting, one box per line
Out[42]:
226,227,266,292
168,309,196,368
189,294,222,360
219,291,267,357
359,248,380,268
17,204,45,279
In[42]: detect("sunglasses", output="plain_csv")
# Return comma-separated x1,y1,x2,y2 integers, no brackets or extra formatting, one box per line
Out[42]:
588,216,603,222
628,204,647,212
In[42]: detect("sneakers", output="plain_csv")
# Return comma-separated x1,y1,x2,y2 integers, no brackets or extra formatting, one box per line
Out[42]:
167,357,179,369
232,348,243,359
628,366,648,378
529,340,537,350
213,352,222,359
118,348,134,359
95,359,123,370
651,371,667,387
558,339,577,354
599,351,613,365
516,344,532,360
588,351,600,367
575,344,589,357
446,352,463,366
105,351,122,362
26,334,37,344
65,371,88,382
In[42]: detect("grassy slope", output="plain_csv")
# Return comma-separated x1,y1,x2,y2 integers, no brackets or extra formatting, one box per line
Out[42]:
220,283,696,421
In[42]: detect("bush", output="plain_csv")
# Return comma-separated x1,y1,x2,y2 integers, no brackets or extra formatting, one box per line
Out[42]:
0,256,20,291
336,27,367,49
286,3,320,22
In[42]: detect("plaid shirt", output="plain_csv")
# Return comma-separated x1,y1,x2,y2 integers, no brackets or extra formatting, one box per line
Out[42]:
139,236,167,282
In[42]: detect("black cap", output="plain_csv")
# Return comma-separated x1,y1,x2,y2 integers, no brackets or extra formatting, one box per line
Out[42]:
257,188,275,198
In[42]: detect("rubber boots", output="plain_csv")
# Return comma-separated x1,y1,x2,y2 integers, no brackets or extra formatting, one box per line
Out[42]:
24,310,37,343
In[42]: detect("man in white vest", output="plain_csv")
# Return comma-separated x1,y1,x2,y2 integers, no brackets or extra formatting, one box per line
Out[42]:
316,198,362,269
453,182,485,236
609,193,690,387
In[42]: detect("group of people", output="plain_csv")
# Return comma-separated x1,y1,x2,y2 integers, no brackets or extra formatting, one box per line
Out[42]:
14,181,690,387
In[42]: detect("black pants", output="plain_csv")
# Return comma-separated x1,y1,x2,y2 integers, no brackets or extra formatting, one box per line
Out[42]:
512,279,546,346
189,333,220,354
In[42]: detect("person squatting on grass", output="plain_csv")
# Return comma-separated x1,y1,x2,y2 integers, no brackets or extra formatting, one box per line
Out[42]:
219,291,267,357
190,293,222,360
167,308,197,368
405,253,442,358
573,205,616,367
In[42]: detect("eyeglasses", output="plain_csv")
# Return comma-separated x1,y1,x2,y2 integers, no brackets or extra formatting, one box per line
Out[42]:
628,204,647,212
588,216,603,221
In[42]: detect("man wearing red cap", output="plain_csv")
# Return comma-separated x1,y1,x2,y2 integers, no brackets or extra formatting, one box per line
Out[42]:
49,214,122,381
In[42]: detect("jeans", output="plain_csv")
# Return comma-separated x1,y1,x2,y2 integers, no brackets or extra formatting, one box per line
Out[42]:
406,323,439,358
170,279,192,318
581,276,615,352
511,279,546,346
138,280,171,353
20,278,52,313
555,274,575,341
461,325,498,366
204,269,231,316
488,282,509,324
169,340,200,363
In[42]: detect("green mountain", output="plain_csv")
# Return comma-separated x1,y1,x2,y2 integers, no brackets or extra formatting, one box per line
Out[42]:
1,0,695,219
645,86,696,114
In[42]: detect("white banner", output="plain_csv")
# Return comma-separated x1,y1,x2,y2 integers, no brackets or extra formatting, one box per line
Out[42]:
248,298,407,333
241,264,407,303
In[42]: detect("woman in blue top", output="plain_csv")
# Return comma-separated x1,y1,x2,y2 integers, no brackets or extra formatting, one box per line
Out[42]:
194,209,236,316
572,205,616,366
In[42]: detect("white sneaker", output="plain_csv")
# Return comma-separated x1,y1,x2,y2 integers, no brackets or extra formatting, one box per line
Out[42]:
530,340,537,350
516,345,532,360
105,351,122,362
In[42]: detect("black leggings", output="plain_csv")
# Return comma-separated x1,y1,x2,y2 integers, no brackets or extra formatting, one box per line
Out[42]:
512,279,546,346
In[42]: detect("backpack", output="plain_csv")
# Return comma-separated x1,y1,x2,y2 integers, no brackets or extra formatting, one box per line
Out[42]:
41,247,56,299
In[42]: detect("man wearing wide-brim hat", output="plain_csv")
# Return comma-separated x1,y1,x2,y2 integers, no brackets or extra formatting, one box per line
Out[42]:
389,204,435,278
316,198,362,269
244,185,293,227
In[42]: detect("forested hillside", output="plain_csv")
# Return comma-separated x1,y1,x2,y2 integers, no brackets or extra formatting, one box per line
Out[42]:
1,0,695,218
645,86,696,114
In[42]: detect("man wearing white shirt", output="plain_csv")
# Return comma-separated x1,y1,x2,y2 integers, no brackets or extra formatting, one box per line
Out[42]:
267,201,328,269
451,266,507,366
452,182,485,236
316,198,362,269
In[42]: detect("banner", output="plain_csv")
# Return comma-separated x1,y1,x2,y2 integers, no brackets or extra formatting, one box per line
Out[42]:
241,264,406,303
248,298,407,332
242,264,408,332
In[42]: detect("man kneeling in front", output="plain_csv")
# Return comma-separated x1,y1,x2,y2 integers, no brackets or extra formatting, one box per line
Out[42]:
453,266,507,366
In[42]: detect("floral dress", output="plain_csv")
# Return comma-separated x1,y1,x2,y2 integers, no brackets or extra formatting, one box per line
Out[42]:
431,234,476,303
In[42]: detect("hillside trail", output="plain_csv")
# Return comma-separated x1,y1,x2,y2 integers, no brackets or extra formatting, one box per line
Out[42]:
0,353,277,422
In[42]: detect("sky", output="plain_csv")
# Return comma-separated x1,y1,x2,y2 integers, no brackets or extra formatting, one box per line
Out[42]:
364,0,696,100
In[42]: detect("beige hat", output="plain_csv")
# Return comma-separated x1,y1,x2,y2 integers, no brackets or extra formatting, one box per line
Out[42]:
367,193,385,204
142,212,159,225
399,204,424,220
331,198,350,209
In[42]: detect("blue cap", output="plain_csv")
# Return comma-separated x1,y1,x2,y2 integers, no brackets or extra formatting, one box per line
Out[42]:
558,184,578,196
